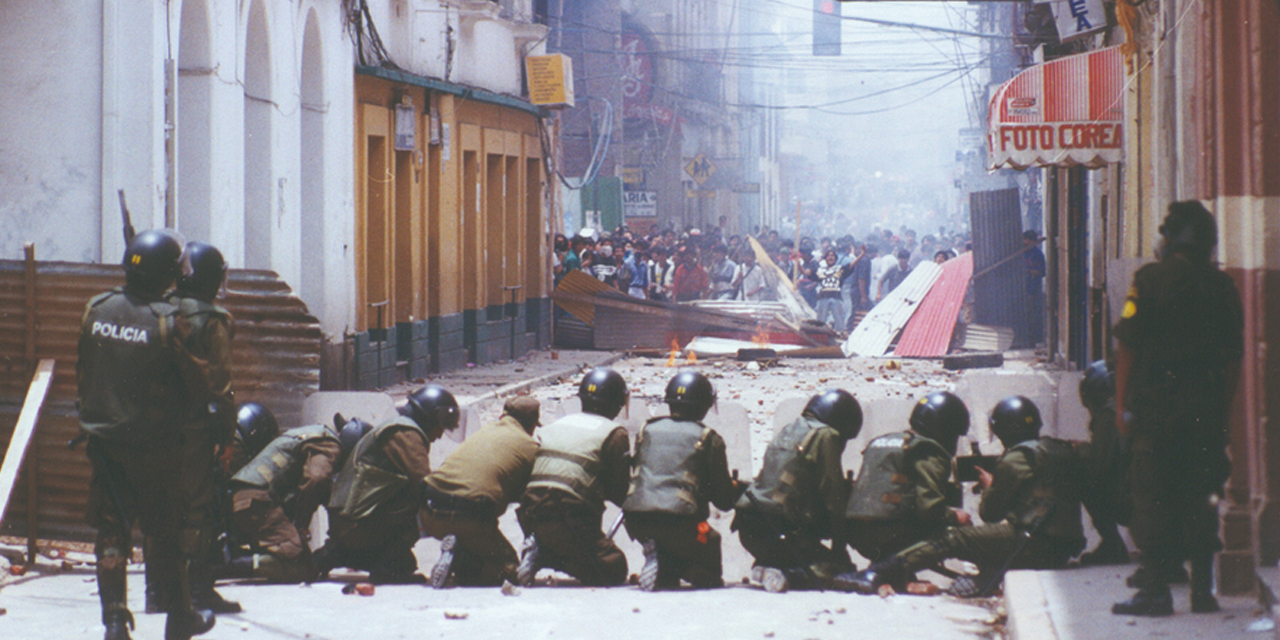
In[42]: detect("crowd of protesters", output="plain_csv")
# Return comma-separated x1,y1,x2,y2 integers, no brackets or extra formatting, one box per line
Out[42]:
550,221,972,335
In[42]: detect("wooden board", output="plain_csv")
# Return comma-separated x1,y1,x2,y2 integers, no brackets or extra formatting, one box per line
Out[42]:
0,359,55,525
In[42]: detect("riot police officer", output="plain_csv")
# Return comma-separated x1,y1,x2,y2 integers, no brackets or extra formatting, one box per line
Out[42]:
163,241,239,615
319,384,461,583
734,389,862,592
517,368,633,587
421,396,540,588
844,391,971,564
77,230,215,640
623,371,743,590
1112,201,1243,616
1076,361,1131,566
838,396,1085,596
222,406,341,583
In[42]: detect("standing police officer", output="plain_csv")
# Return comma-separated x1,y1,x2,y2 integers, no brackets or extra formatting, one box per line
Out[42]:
77,230,215,640
623,371,742,591
319,385,461,583
844,391,971,565
734,389,862,592
839,396,1085,596
517,368,633,587
1112,201,1243,616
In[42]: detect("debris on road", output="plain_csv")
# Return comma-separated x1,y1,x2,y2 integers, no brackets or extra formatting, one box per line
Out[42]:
444,611,469,620
501,580,520,596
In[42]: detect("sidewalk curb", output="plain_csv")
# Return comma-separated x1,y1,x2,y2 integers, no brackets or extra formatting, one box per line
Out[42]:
1005,571,1060,640
467,352,627,405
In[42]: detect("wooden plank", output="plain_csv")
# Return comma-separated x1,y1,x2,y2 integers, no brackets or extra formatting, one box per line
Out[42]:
842,262,943,357
0,359,56,527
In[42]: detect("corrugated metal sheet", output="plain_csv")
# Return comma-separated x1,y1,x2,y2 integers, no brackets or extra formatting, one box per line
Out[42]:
553,315,594,349
593,304,672,350
954,324,1015,352
842,261,942,357
552,269,613,325
688,300,799,325
0,260,320,542
970,188,1030,346
895,252,974,357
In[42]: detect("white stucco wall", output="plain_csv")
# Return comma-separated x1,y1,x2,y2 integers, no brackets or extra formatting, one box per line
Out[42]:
0,0,355,336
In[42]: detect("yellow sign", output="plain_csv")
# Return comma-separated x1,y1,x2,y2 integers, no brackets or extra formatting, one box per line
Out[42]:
684,154,716,185
686,190,716,199
525,54,575,108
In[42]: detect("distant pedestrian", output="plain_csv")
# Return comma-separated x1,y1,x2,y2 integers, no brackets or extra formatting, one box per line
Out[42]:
878,249,913,299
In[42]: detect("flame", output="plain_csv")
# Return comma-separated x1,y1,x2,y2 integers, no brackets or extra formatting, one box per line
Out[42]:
686,350,698,364
666,338,679,367
752,324,770,347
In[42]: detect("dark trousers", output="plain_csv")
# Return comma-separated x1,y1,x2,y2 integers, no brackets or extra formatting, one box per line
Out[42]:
734,510,848,582
517,494,627,586
624,512,723,589
419,507,519,586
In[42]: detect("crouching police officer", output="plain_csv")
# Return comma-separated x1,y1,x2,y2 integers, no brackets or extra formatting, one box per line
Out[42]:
734,389,862,593
78,230,216,640
840,397,1086,596
623,371,743,591
318,385,460,583
422,396,540,588
221,405,342,583
516,368,632,587
1076,360,1131,566
844,391,971,567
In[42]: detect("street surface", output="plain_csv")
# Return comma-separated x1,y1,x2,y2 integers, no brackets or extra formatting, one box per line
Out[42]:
1,349,1087,639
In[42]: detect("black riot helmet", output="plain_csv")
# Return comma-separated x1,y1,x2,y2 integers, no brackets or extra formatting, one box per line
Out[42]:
122,229,184,296
1078,360,1115,412
664,371,716,421
402,384,461,436
337,415,374,467
989,396,1043,449
804,389,863,440
909,391,970,455
177,241,228,303
1159,200,1217,262
578,367,629,419
236,403,280,461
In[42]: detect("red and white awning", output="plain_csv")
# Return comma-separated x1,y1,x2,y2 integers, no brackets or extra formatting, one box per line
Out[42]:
987,46,1126,170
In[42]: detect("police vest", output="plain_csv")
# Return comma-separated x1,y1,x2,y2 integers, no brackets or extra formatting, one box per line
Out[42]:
622,417,711,516
328,415,427,520
845,431,951,521
1005,437,1085,541
738,416,832,526
77,288,186,441
231,423,339,505
525,412,620,511
172,296,233,343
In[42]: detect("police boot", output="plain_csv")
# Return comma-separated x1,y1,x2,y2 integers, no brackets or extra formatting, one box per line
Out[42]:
638,539,661,592
190,559,242,614
430,535,457,589
1127,563,1188,588
832,555,905,595
214,555,257,581
1112,586,1174,617
103,609,135,640
516,535,541,587
751,566,788,593
164,608,216,640
1189,554,1219,613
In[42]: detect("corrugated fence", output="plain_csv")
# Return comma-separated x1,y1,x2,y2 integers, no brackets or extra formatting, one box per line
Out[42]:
0,260,321,542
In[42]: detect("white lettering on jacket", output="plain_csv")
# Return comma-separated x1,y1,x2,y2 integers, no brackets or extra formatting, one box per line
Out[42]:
91,321,150,344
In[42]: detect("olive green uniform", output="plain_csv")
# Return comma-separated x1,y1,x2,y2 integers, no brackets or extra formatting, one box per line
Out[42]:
622,417,740,589
845,431,963,561
421,415,539,585
517,413,632,586
1114,257,1243,588
1077,401,1130,555
78,287,204,626
323,415,434,581
228,424,341,582
890,437,1086,575
733,416,851,582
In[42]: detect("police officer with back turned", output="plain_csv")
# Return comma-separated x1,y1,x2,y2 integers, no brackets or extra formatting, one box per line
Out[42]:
1112,201,1243,617
77,230,215,640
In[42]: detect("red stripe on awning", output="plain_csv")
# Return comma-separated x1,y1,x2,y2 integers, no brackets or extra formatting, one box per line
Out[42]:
988,46,1125,170
894,252,973,358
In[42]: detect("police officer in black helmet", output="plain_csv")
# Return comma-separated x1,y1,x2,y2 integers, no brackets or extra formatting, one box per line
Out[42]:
838,396,1086,596
320,384,461,583
1074,361,1132,567
516,368,633,586
843,391,971,568
734,389,862,593
77,229,216,640
623,371,743,590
